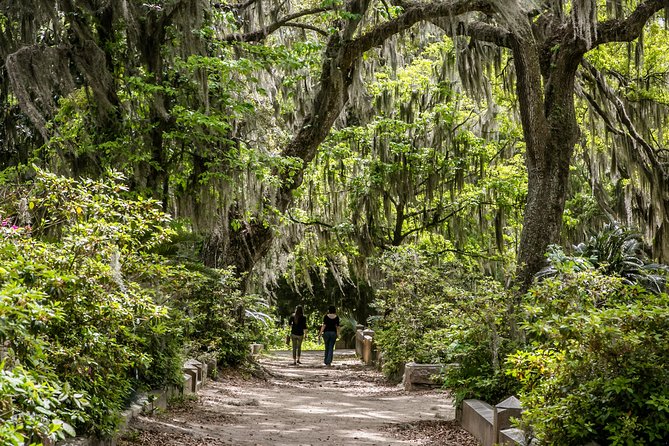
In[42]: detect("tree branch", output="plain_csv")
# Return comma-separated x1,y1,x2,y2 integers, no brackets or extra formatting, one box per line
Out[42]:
341,0,494,67
286,210,334,228
283,22,328,37
214,0,257,12
391,0,509,47
455,20,512,48
400,203,468,239
222,6,332,42
595,0,667,45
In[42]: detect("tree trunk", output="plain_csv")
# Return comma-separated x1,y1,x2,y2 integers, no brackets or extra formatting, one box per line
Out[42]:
514,32,584,291
202,211,273,281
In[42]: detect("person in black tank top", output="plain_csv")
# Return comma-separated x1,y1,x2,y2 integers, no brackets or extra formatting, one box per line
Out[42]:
318,305,340,366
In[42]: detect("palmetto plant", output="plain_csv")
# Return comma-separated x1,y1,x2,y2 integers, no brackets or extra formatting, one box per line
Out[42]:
538,224,669,293
338,313,359,349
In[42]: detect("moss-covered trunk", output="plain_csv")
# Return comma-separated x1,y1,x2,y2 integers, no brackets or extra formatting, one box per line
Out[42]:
512,24,584,291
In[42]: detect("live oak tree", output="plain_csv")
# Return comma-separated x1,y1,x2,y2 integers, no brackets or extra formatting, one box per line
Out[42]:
447,0,669,289
223,0,669,290
2,0,668,291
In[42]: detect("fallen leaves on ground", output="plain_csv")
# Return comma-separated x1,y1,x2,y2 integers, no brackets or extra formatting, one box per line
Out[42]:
384,419,480,445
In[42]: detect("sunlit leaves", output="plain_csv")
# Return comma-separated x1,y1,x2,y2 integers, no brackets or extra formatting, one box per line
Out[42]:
513,271,669,444
0,170,186,437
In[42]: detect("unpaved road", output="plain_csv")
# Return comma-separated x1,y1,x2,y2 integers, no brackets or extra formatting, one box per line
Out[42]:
120,349,472,446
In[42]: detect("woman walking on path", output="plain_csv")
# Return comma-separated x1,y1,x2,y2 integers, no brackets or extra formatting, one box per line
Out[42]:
318,306,340,366
289,305,307,365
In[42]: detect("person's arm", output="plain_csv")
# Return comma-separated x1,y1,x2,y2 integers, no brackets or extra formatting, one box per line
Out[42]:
318,315,325,336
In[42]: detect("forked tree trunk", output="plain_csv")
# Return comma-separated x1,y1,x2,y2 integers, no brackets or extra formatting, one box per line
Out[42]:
510,24,584,291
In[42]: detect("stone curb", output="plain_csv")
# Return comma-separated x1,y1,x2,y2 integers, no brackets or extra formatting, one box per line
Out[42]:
58,358,214,446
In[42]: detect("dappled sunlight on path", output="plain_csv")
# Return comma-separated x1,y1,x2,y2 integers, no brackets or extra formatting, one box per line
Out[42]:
120,349,460,446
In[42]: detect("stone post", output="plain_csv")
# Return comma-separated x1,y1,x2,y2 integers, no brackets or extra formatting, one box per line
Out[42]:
355,329,364,357
493,396,523,444
362,329,374,365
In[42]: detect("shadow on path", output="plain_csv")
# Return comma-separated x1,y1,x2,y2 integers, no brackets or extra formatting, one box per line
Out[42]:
120,349,456,446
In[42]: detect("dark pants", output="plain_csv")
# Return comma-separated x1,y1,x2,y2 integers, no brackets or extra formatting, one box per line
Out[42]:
322,331,337,365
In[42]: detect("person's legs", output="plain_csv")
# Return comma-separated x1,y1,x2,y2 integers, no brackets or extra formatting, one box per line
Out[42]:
291,335,300,364
292,335,303,363
323,332,336,365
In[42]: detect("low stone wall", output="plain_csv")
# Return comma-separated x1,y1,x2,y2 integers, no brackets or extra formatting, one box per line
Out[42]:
461,396,526,446
402,362,444,391
355,328,377,366
462,399,494,446
59,358,213,446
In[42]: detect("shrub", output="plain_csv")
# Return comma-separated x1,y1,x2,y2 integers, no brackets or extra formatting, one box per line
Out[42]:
0,170,185,438
0,364,87,446
510,270,669,445
538,224,668,293
172,265,273,366
372,248,521,403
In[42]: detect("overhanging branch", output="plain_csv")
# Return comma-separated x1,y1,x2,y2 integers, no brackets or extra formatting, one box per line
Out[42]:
342,0,494,67
283,22,328,37
454,20,512,48
595,0,667,45
222,6,332,42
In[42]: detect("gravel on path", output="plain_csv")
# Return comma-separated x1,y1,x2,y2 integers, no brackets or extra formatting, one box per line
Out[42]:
118,349,478,446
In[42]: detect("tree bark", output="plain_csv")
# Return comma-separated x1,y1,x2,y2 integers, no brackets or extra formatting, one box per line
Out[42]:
514,38,584,291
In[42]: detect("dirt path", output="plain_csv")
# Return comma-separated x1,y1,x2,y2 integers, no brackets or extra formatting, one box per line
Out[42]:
120,349,477,446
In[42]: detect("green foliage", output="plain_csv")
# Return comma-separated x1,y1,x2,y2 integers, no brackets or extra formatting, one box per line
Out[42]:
373,243,669,445
0,169,188,438
287,35,526,293
262,324,324,352
511,270,669,445
337,313,358,348
0,167,270,438
539,224,668,293
174,266,271,367
371,248,520,403
0,364,86,446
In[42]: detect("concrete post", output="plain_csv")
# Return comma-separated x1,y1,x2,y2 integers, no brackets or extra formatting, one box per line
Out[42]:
493,396,523,444
361,329,375,364
355,330,364,357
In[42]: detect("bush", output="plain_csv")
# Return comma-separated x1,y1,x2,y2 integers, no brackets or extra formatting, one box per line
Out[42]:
0,170,186,439
0,364,87,446
0,169,289,442
175,266,272,366
509,270,669,445
372,248,521,403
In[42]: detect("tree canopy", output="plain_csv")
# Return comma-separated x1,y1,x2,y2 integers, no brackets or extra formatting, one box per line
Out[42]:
1,0,668,291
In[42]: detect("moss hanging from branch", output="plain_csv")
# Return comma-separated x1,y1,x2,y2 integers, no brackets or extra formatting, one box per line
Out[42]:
5,45,74,141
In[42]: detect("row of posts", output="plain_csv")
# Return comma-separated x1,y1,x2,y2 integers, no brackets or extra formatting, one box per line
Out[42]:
354,325,376,365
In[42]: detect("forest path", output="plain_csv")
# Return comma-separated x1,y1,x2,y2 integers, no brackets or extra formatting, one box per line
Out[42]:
119,349,475,445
